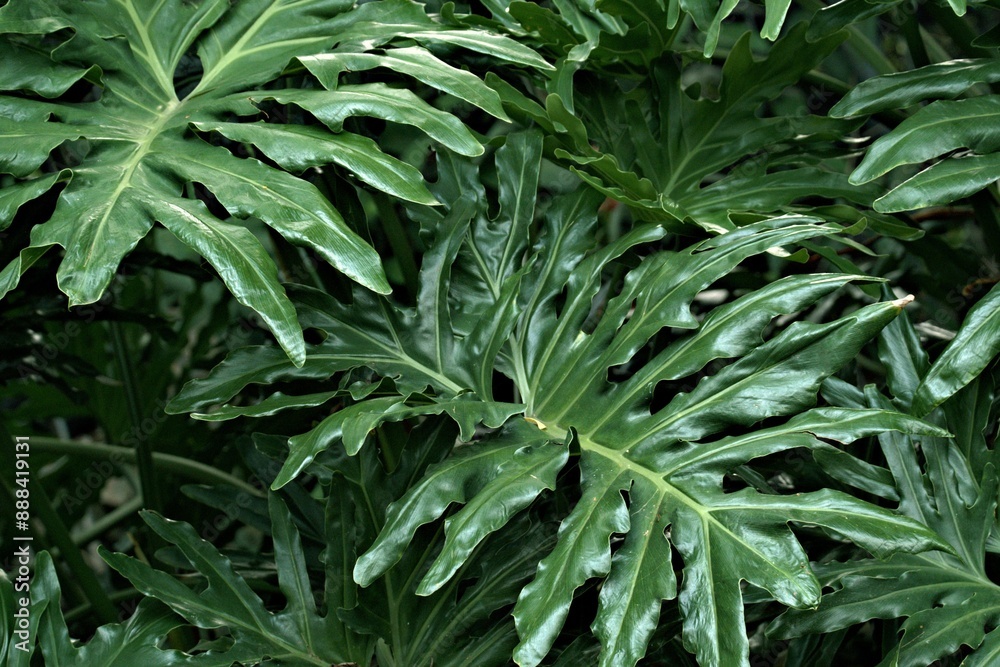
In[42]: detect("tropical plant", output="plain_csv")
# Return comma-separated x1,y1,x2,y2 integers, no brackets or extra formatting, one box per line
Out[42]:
0,0,549,362
3,0,1000,666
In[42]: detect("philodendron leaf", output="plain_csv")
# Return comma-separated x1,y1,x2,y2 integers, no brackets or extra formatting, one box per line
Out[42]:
835,61,1000,211
174,132,948,666
849,96,1000,185
354,419,566,592
0,0,549,363
298,48,510,121
8,552,233,666
191,121,438,205
274,395,524,487
656,0,970,54
831,59,1000,117
772,339,1000,667
102,498,370,667
518,24,897,234
911,281,1000,416
336,418,562,666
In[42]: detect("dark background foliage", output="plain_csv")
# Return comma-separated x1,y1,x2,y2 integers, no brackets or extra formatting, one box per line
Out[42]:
1,0,999,666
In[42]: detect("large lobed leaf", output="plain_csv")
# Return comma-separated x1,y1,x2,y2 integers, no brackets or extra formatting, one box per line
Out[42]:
2,552,233,666
486,21,908,238
0,0,549,364
103,419,555,667
772,309,1000,666
103,496,366,667
171,132,951,666
359,145,950,667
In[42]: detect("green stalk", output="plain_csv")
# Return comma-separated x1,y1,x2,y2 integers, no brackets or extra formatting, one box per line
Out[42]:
63,588,143,624
108,320,161,513
0,423,118,624
843,27,897,75
375,193,420,300
901,10,931,68
927,3,990,59
798,0,897,75
71,497,144,546
30,437,265,497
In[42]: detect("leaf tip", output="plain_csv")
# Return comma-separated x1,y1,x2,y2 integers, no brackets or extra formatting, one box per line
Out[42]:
352,556,378,588
890,294,915,309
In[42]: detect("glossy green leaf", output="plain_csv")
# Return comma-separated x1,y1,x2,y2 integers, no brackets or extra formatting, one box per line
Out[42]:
166,345,345,414
192,121,438,205
9,552,231,666
299,48,510,120
679,168,881,229
510,25,864,230
850,96,1000,183
146,193,306,365
103,500,368,667
174,133,950,667
771,371,1000,667
831,59,1000,117
265,85,485,157
0,116,82,178
873,153,1000,213
832,57,1000,210
0,0,546,360
154,136,388,297
314,418,556,666
912,281,1000,416
191,390,341,421
0,170,68,229
0,38,98,97
173,136,547,423
0,244,56,301
355,420,565,591
326,0,554,70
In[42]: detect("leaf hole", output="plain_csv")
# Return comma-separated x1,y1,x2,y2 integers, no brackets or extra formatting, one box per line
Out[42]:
303,327,327,345
648,378,693,414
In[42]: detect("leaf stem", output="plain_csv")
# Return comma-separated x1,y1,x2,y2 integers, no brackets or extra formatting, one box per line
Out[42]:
900,10,931,69
29,437,265,497
0,422,119,624
71,497,145,546
109,320,162,513
375,193,421,300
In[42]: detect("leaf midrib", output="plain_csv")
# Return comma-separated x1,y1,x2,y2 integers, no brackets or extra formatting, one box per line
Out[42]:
190,0,316,97
857,98,1000,182
545,425,819,600
120,0,176,98
72,99,180,301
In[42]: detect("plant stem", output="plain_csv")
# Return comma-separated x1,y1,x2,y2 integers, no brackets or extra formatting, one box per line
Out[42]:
843,26,897,75
30,437,264,497
108,320,161,513
375,193,420,300
901,10,931,68
0,422,119,624
71,497,145,546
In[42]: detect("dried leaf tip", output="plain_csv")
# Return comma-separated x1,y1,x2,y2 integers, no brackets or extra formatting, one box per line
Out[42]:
524,417,547,430
890,294,915,308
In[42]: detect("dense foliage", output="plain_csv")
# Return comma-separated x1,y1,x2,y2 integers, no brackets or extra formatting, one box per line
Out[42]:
1,0,999,666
